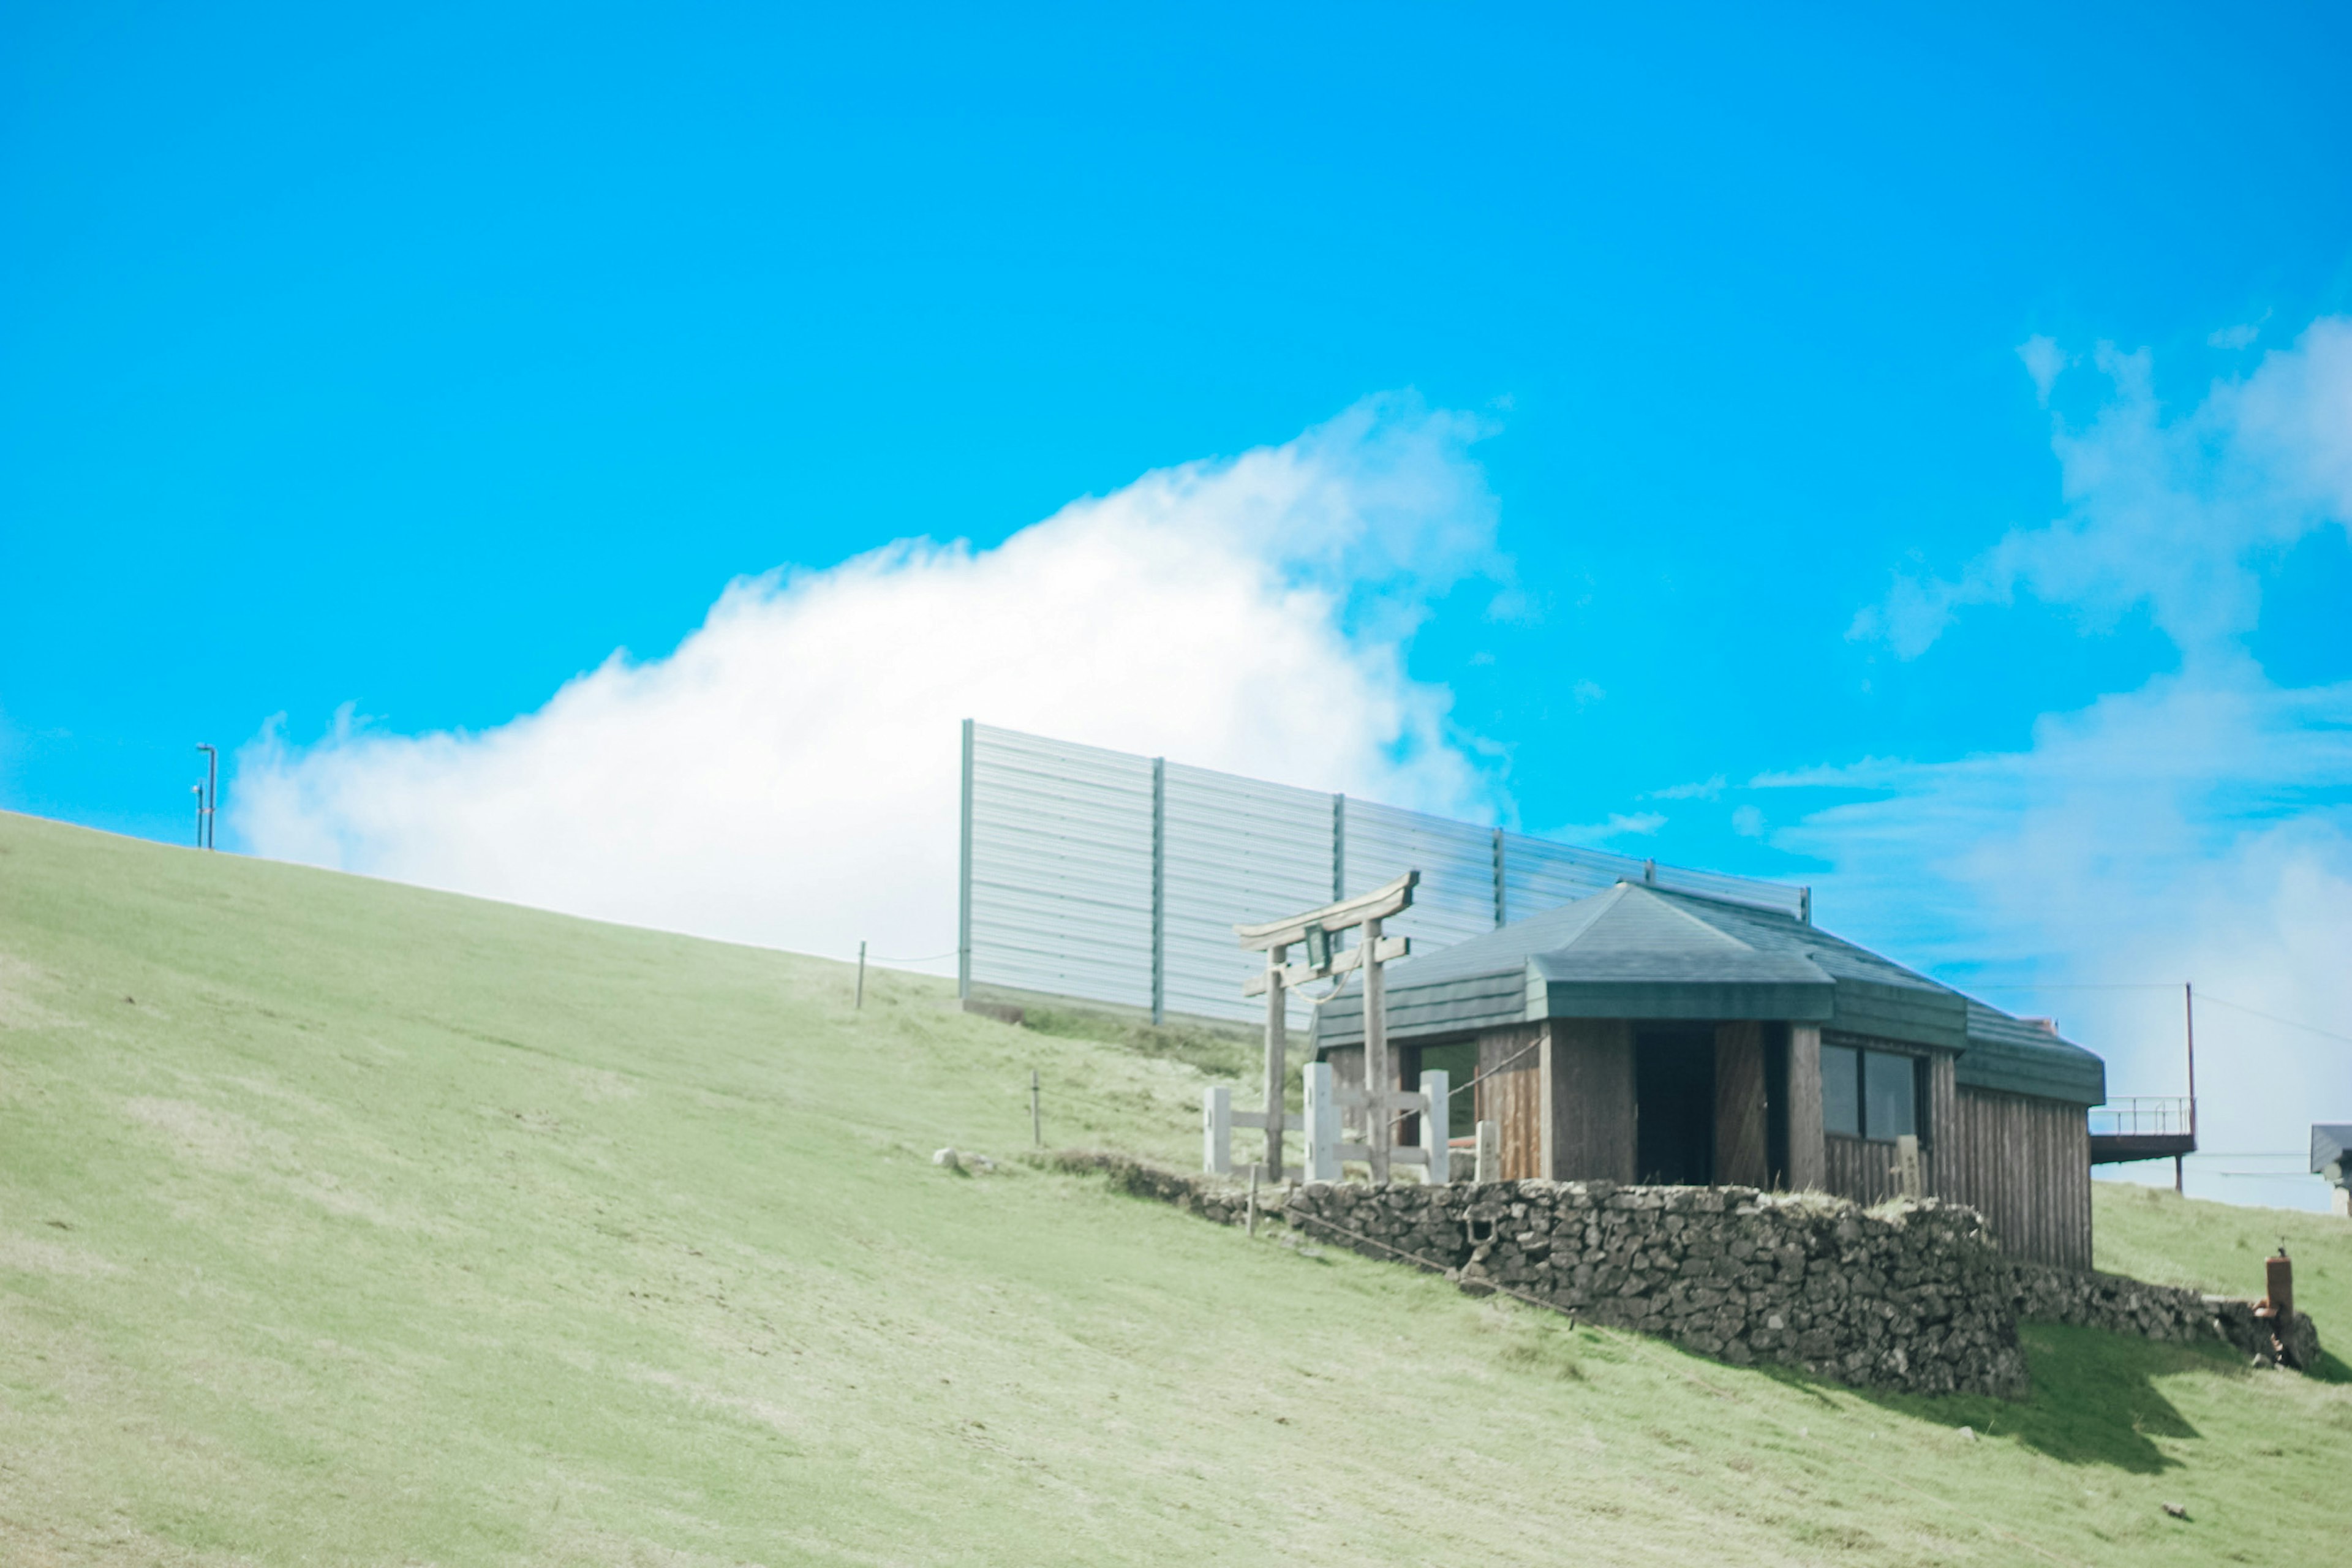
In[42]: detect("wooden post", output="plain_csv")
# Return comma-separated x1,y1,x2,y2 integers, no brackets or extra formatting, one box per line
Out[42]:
855,941,866,1009
1263,943,1289,1178
1420,1069,1450,1184
1203,1085,1232,1175
1030,1068,1042,1148
1786,1023,1826,1191
1364,916,1390,1184
1475,1120,1500,1185
1303,1061,1341,1181
1892,1133,1923,1199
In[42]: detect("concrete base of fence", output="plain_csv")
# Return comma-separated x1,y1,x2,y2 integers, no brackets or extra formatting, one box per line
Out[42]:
1047,1152,2324,1395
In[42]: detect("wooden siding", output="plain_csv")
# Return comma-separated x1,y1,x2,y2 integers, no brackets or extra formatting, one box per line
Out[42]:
1786,1024,1826,1191
1943,1086,2092,1271
1928,1052,1956,1190
1475,1027,1546,1180
1713,1021,1769,1188
1824,1134,1914,1206
1545,1019,1636,1182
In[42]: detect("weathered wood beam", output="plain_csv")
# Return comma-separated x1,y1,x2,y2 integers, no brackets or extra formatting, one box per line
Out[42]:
1232,870,1418,951
1240,934,1409,996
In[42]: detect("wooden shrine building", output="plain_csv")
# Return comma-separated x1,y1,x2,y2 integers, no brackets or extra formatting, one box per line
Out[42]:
1310,881,2107,1270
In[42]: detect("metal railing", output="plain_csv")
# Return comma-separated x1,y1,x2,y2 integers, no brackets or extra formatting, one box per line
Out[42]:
2088,1097,2196,1139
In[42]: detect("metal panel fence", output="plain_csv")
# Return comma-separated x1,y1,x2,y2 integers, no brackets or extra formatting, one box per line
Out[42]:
959,720,1808,1028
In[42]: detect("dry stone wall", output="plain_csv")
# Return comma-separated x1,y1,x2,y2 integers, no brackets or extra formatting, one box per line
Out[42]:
1051,1153,2323,1394
1281,1177,2030,1397
2007,1261,2320,1370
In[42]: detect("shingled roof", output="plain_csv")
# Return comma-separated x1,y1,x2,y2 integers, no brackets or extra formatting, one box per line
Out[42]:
1310,881,2106,1106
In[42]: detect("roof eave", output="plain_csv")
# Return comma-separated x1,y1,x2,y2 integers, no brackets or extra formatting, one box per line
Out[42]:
1529,973,1836,1023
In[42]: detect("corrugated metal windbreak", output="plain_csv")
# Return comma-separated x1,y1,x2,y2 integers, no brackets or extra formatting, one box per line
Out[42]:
1340,799,1499,951
1502,831,1658,916
961,722,1809,1027
1159,761,1334,1025
963,725,1155,1011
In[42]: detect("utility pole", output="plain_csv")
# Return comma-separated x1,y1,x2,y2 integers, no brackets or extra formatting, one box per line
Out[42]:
855,941,867,1009
194,744,218,850
2179,982,2197,1196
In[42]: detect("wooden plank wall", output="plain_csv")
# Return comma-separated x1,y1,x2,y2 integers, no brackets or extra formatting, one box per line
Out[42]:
1474,1027,1546,1180
1713,1022,1769,1188
1545,1019,1636,1182
1823,1136,1904,1205
1943,1087,2093,1271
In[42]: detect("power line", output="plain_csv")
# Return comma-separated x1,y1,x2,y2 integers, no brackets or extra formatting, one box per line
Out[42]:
1969,982,2351,1047
2196,993,2352,1047
1967,982,2174,991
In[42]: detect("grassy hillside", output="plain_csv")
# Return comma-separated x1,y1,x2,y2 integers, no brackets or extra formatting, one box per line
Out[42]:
1,810,2346,1566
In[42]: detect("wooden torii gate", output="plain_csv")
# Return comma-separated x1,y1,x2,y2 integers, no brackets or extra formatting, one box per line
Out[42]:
1205,870,1418,1182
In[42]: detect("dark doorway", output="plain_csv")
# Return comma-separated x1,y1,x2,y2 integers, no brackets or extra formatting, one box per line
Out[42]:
1635,1029,1716,1185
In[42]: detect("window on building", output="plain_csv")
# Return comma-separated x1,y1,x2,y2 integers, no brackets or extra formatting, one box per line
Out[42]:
1822,1044,1918,1141
1822,1044,1860,1137
1864,1051,1918,1139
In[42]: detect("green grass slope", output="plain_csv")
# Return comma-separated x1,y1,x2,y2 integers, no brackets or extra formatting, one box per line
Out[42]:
2,811,2346,1567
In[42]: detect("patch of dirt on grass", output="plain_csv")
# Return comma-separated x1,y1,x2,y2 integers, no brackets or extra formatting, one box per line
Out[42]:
571,1067,639,1102
0,1233,121,1278
123,1098,260,1169
0,954,72,1032
625,1363,807,1438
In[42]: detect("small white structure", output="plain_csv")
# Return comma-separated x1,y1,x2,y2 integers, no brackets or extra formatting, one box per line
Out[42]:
1298,1062,1450,1183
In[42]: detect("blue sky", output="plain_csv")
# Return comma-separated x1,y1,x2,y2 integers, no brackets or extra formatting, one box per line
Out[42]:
6,4,2350,1201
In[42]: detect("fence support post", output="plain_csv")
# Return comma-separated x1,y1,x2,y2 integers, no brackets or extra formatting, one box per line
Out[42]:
1203,1085,1232,1175
1261,944,1289,1178
1303,1061,1341,1182
1363,916,1390,1184
1420,1069,1450,1184
1474,1119,1500,1185
1892,1133,1923,1199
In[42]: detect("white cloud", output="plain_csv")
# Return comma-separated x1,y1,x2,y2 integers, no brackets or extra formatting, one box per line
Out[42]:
2208,310,2269,350
1851,320,2352,662
1809,316,2352,1209
1648,774,1726,801
231,396,1507,970
1767,668,2352,1208
1548,811,1667,842
2018,334,2068,405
